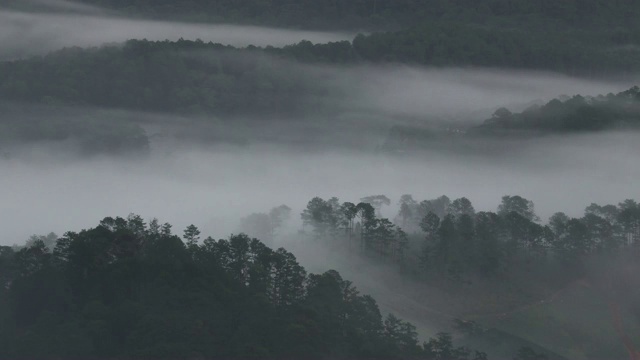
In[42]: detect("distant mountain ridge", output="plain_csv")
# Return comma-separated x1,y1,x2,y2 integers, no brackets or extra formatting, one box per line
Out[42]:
382,86,640,152
474,86,640,134
72,0,640,31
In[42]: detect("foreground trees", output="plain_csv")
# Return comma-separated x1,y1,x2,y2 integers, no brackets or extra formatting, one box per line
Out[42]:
0,215,481,359
3,193,637,358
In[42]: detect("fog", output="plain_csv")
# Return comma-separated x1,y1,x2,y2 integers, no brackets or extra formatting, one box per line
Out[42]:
1,4,639,350
1,51,638,245
1,130,638,247
198,55,635,128
348,66,635,121
0,9,353,59
12,0,105,13
3,130,638,347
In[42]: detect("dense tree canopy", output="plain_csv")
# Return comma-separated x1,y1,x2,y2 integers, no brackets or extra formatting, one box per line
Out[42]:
0,40,337,116
72,0,640,32
1,39,639,125
2,194,637,358
298,193,640,283
53,1,640,77
383,86,640,153
474,87,640,134
0,215,485,359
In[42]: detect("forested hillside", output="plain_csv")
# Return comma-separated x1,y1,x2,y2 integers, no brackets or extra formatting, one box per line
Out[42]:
1,1,640,358
350,24,640,76
0,40,324,115
0,216,487,359
2,37,638,157
293,194,640,358
298,194,640,284
73,0,640,31
474,86,640,134
56,1,640,77
383,86,640,152
1,39,638,121
2,192,638,359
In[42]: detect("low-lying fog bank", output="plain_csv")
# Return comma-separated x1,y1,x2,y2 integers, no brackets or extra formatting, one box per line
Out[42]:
348,66,636,122
0,9,353,59
1,131,638,246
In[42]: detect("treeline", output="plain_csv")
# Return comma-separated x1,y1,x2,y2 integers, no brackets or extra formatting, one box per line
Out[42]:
74,0,640,31
0,215,487,359
300,194,640,281
383,86,640,153
300,195,409,265
349,24,640,77
0,40,336,116
3,39,638,121
66,1,640,76
474,86,640,134
404,195,640,280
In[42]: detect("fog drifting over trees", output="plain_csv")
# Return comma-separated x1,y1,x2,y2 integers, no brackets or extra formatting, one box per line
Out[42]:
1,1,640,359
2,130,638,246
